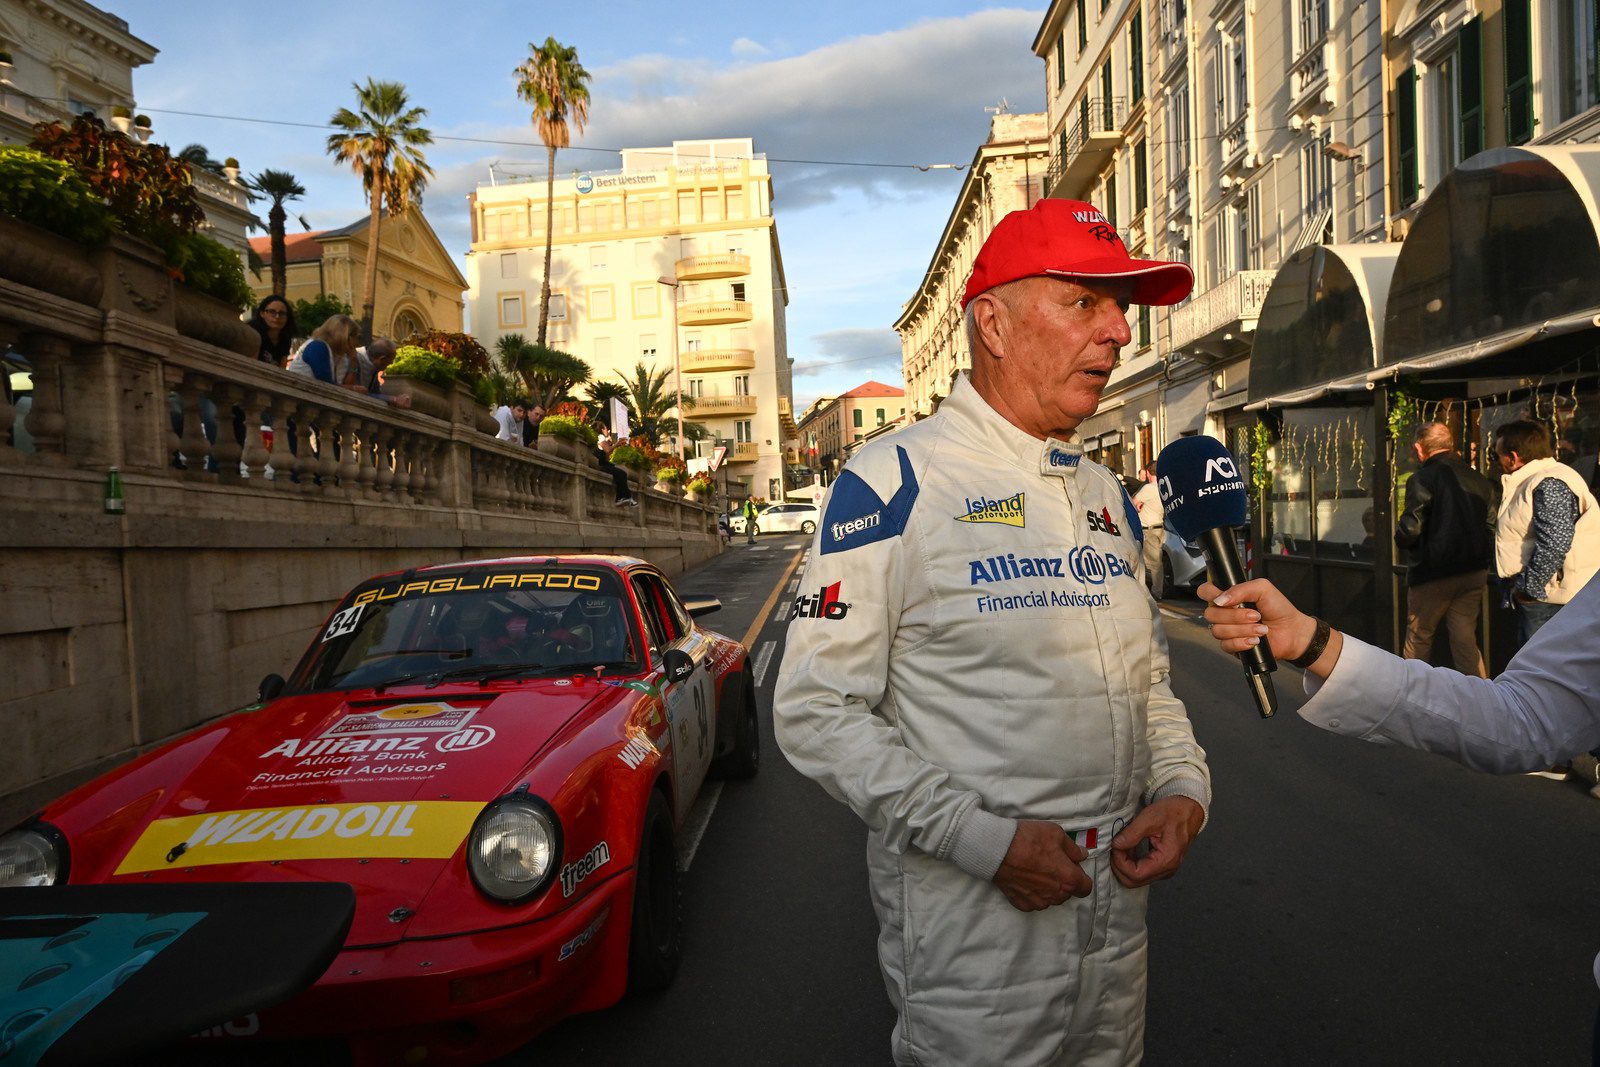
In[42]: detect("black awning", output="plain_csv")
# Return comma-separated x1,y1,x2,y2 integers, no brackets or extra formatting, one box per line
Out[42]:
1381,146,1600,374
1247,244,1397,407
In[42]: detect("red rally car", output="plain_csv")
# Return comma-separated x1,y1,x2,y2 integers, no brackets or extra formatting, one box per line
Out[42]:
0,556,759,1064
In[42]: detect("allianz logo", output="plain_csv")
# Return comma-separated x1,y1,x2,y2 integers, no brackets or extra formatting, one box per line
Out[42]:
969,554,1066,584
1067,545,1135,586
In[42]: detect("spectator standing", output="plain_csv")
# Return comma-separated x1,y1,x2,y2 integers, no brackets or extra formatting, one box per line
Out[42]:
741,494,759,544
287,314,361,387
1394,422,1497,676
494,398,532,444
1494,419,1600,644
249,296,298,367
1133,461,1166,599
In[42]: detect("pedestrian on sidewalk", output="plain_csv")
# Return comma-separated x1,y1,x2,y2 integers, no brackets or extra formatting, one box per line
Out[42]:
1394,422,1497,676
775,198,1208,1067
1197,573,1600,1057
741,494,760,544
1134,461,1166,600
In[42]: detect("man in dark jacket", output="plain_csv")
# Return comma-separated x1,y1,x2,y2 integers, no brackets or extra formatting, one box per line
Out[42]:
1395,422,1498,676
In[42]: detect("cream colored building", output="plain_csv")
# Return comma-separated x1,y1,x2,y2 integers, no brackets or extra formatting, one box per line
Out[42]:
0,0,254,259
248,211,467,336
895,112,1049,418
464,138,796,499
796,381,906,479
1031,0,1384,476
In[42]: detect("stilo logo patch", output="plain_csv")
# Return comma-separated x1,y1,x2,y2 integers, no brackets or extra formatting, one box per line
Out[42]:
1086,507,1121,537
791,582,850,621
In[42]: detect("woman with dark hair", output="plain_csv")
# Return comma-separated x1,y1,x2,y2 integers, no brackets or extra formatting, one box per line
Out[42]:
248,295,297,367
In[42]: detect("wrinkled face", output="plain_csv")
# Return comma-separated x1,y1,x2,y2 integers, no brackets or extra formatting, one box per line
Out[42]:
983,276,1134,438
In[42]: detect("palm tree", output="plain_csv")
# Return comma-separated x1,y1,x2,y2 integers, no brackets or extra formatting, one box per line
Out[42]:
177,143,224,174
513,38,591,347
496,333,591,409
613,361,693,447
245,169,306,297
582,380,630,427
326,79,434,341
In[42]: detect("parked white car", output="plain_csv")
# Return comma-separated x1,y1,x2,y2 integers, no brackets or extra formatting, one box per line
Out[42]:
751,502,820,535
1160,528,1208,591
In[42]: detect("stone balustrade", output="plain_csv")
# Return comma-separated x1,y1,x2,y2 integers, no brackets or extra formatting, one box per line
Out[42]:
0,216,720,823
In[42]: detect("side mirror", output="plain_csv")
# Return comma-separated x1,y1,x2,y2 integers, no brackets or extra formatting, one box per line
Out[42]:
681,595,722,619
661,649,695,684
258,673,286,703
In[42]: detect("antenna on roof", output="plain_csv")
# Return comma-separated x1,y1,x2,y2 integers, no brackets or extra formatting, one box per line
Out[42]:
984,98,1012,116
487,161,498,186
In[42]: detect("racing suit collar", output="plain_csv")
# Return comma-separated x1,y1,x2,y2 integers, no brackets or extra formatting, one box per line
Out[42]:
942,373,1085,480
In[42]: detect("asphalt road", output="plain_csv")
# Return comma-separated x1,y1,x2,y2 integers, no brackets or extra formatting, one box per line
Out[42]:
521,537,1600,1066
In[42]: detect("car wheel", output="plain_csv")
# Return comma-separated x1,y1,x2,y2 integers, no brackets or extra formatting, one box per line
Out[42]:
711,670,759,780
800,520,816,534
627,790,683,995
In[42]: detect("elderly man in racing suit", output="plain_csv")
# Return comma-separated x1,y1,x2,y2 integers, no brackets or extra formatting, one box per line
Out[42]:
775,199,1211,1067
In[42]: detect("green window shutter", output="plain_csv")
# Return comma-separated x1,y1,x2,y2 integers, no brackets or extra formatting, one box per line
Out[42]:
1101,61,1114,126
1080,95,1090,139
1078,0,1087,51
1130,10,1144,104
1396,67,1418,206
1106,173,1117,226
1458,17,1483,159
1138,304,1151,347
1057,35,1066,89
1503,0,1533,144
1134,140,1148,212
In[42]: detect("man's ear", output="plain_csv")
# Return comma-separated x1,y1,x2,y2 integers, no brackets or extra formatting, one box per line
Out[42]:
971,293,1008,359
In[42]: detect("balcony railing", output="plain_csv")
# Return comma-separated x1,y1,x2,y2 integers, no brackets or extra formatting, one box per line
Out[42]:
1219,111,1250,170
675,253,751,281
1044,97,1128,200
679,347,755,373
1289,37,1331,116
689,393,758,417
731,441,760,462
678,300,753,326
1168,270,1275,352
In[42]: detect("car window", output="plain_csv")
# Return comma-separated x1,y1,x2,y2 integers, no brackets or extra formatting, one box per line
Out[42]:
658,577,694,635
289,567,638,692
631,575,673,655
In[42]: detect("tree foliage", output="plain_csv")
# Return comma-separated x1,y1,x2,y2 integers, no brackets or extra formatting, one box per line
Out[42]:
612,361,693,448
496,332,590,408
293,293,355,336
245,168,305,296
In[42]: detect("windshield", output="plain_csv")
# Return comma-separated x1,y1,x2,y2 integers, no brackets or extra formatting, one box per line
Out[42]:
288,567,641,693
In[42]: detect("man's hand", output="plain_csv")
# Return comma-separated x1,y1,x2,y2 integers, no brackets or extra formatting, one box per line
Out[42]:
1110,796,1203,888
993,820,1090,912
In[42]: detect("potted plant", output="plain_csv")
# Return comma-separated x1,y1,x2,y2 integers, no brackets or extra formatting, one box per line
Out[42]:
685,473,715,502
653,454,688,495
380,344,457,418
222,156,240,182
110,105,132,134
537,414,595,461
132,114,151,143
608,443,651,487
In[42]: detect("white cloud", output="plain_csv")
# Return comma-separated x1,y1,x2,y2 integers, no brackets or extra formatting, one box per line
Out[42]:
731,37,770,59
793,327,903,379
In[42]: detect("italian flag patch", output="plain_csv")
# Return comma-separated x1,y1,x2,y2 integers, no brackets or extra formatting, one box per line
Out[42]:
1069,828,1098,850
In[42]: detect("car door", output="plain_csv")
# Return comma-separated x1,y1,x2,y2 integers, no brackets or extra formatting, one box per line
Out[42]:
763,504,793,532
631,572,715,811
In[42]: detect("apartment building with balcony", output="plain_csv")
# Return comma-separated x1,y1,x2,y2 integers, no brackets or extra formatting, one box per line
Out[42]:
464,138,796,499
0,1,255,258
894,111,1049,418
796,381,906,480
1033,0,1384,476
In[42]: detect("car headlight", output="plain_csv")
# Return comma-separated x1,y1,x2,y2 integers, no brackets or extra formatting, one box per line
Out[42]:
0,824,68,887
467,795,561,904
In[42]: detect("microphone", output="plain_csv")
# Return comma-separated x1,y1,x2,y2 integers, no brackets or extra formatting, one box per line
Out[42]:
1156,436,1278,718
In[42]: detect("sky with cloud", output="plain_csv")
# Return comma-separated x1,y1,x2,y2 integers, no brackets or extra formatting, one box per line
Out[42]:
115,1,1045,409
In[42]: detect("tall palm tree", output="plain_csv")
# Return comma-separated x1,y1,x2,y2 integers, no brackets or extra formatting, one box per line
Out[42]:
614,361,693,447
177,143,224,174
582,380,630,427
513,38,590,347
245,169,306,297
326,79,434,341
496,333,592,409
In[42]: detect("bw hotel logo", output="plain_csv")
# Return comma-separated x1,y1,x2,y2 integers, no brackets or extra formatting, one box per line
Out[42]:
575,174,595,194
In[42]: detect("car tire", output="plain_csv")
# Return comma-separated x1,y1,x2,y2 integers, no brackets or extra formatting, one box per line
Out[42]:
710,670,759,780
800,520,816,534
627,790,683,995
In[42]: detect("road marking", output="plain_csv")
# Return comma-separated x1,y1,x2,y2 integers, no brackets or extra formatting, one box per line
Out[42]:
740,547,807,650
752,640,777,688
676,780,722,871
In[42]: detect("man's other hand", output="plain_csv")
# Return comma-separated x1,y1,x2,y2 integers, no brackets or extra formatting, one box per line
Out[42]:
994,820,1090,912
1110,796,1204,888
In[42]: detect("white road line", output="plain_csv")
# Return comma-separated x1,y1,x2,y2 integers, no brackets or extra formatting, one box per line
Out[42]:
676,780,723,871
771,598,791,626
752,640,777,688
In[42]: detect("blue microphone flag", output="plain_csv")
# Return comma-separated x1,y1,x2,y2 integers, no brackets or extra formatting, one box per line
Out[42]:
1156,435,1249,542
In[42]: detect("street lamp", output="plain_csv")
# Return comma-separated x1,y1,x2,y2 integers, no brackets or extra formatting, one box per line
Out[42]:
656,275,684,459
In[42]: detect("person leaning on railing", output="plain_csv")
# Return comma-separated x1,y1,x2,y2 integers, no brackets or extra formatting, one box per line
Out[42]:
287,315,362,388
352,336,411,410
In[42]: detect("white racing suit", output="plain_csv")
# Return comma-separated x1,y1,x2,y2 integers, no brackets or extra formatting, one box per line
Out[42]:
774,375,1211,1067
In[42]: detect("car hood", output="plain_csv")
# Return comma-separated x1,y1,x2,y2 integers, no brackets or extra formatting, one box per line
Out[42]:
59,681,611,945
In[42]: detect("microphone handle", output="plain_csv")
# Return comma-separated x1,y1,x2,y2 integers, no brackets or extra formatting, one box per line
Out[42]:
1198,526,1279,718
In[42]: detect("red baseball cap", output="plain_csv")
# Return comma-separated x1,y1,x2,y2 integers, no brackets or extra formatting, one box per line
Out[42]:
962,198,1194,309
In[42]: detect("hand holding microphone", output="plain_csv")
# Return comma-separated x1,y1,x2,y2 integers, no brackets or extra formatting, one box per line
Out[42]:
1155,436,1279,718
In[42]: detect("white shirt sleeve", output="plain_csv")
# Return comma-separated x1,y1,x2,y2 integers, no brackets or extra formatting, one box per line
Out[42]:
1299,578,1600,772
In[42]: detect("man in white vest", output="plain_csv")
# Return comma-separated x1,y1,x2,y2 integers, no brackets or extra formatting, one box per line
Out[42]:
1493,418,1600,644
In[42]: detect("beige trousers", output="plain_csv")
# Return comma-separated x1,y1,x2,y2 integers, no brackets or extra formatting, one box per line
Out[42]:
1404,569,1488,677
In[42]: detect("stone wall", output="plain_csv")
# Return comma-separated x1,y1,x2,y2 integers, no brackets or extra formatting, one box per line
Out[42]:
0,218,719,824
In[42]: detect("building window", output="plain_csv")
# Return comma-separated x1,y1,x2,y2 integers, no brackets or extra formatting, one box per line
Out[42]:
684,333,702,351
853,408,863,428
594,337,612,362
1216,22,1248,130
1433,18,1483,177
589,286,614,320
1105,173,1117,227
1556,0,1600,123
1166,81,1190,190
1077,0,1087,52
1129,10,1144,104
736,420,753,443
499,294,524,328
734,375,751,396
1301,131,1333,215
1396,67,1419,206
1503,0,1533,144
1133,140,1148,213
731,282,746,302
1293,0,1328,59
634,241,653,269
633,284,659,318
1056,34,1067,89
727,187,744,218
548,293,568,322
1137,304,1151,348
1159,0,1186,42
1100,60,1114,125
876,408,887,426
700,189,723,222
677,191,696,223
499,252,518,279
589,245,607,270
